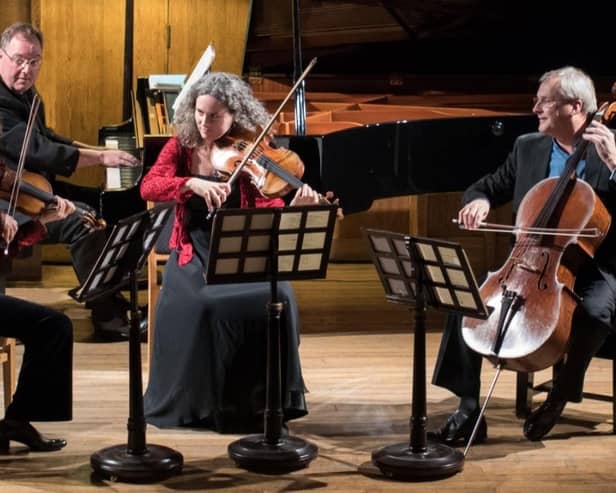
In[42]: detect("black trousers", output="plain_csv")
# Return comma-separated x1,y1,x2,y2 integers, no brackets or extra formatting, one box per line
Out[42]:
0,294,73,421
432,263,616,403
40,201,107,285
3,191,116,315
2,191,105,285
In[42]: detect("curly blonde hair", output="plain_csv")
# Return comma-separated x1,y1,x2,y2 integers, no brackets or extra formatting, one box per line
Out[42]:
173,72,270,148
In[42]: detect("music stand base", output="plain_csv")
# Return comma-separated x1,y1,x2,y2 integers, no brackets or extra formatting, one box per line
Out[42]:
372,441,464,481
91,444,183,483
228,434,318,473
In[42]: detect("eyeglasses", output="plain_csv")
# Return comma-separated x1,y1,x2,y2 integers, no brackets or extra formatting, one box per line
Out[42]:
1,48,42,70
532,96,570,108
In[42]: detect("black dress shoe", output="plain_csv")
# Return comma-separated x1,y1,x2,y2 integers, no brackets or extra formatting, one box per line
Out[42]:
428,409,487,445
523,394,567,441
0,419,67,452
92,314,130,341
91,294,130,341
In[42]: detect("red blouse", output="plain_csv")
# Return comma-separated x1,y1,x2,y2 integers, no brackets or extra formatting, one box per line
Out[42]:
140,136,285,266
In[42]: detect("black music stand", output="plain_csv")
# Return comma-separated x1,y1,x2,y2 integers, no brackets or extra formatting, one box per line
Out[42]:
206,204,337,472
363,228,488,481
70,203,183,483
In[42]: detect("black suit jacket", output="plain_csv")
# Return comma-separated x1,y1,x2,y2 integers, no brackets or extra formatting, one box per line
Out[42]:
463,132,616,274
0,79,79,181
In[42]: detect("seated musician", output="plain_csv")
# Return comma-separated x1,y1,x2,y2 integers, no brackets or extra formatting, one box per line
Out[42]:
0,199,74,452
141,72,323,433
0,22,140,340
429,66,616,444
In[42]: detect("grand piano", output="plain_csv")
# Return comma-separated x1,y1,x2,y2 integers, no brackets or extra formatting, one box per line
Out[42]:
98,0,553,265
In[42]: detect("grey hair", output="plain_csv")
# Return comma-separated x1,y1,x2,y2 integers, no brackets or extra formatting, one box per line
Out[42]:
173,72,270,148
0,22,43,50
540,66,597,113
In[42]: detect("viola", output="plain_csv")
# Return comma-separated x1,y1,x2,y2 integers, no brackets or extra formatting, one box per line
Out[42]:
0,161,106,231
204,58,341,219
211,133,305,199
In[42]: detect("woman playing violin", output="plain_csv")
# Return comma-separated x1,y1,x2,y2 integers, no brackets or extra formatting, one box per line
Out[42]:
429,66,616,444
140,72,320,433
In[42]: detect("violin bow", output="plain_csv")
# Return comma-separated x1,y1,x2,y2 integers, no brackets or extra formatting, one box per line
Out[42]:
3,94,41,254
206,57,318,220
225,57,318,188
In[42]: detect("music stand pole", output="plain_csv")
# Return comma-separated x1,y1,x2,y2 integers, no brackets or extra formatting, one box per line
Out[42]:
73,205,183,482
371,243,464,479
226,208,318,472
363,231,488,481
91,269,182,482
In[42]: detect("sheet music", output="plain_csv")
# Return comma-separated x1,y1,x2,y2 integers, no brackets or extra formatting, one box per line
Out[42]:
172,43,216,113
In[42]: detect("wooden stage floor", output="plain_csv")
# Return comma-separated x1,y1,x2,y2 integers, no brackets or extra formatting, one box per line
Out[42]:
2,265,616,492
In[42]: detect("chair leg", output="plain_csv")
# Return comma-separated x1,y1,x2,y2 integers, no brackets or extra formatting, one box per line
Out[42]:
2,338,16,410
516,371,533,418
147,255,163,372
612,360,616,435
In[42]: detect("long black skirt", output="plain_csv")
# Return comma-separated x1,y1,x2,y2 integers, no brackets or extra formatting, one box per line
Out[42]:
143,239,307,433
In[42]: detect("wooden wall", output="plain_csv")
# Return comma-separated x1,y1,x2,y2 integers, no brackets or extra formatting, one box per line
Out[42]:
0,0,252,188
0,1,31,26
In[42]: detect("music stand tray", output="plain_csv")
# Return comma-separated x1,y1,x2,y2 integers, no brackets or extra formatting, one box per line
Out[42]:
363,228,487,481
71,203,183,483
207,204,337,473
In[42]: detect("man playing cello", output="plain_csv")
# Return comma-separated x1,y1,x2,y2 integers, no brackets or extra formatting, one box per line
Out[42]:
429,66,616,443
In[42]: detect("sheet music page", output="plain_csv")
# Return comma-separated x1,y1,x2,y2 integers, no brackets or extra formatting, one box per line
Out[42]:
172,43,216,113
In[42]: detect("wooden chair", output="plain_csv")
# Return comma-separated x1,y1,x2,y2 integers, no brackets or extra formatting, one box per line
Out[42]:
0,337,16,410
516,333,616,433
0,275,16,410
146,202,174,368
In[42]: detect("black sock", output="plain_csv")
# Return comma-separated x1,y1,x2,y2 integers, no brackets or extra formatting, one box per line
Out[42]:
459,396,479,415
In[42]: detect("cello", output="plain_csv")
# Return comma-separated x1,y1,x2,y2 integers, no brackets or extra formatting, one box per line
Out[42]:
459,94,616,453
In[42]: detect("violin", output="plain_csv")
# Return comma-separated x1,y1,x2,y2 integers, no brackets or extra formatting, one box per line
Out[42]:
211,133,305,199
205,58,342,219
0,161,106,231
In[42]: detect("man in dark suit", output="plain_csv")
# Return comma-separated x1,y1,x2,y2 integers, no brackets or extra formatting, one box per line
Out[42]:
429,66,616,444
0,203,73,452
0,22,140,340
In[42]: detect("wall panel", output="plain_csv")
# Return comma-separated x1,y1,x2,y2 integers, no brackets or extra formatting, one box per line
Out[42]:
36,0,126,186
0,1,31,28
168,0,251,75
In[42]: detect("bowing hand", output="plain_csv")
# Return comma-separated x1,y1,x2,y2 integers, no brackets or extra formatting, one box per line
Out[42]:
458,198,490,230
186,178,231,211
1,212,18,244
